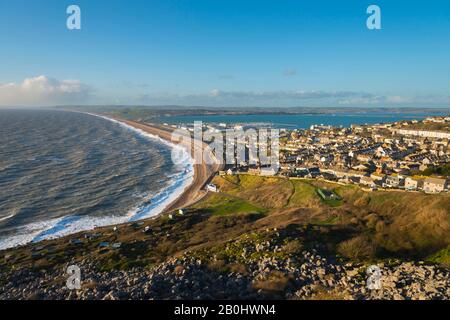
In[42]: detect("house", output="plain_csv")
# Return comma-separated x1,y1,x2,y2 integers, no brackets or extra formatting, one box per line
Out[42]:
112,243,122,249
317,189,341,201
143,226,152,234
349,176,361,184
360,176,376,188
207,184,219,192
370,173,385,184
383,175,405,188
357,154,372,162
423,178,448,193
404,177,424,190
321,172,338,181
308,167,321,178
407,163,420,172
293,168,309,177
320,154,334,163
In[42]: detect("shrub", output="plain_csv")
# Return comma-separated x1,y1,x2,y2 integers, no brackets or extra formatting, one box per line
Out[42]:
252,271,293,294
337,235,377,261
174,265,185,275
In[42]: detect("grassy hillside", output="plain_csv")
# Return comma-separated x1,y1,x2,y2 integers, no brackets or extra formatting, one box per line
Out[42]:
193,193,266,216
211,175,450,262
1,175,449,276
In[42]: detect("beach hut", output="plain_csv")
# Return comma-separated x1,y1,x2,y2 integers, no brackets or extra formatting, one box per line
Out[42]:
207,184,219,192
98,242,110,248
143,226,152,234
112,243,122,249
33,245,46,252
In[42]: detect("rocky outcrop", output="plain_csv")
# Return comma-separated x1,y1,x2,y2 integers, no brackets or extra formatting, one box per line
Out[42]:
1,233,448,300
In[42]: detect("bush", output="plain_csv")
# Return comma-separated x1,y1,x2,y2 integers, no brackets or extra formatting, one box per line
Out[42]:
174,265,185,275
281,240,304,255
252,271,293,294
422,164,450,177
337,235,377,261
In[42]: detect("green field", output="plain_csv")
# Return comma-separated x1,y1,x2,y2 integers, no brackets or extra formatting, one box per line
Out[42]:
193,193,266,216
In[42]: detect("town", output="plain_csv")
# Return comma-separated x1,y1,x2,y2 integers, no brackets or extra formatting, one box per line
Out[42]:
197,116,450,194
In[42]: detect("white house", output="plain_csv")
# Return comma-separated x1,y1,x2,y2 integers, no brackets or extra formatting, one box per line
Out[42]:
383,175,405,188
423,178,448,193
404,177,423,191
207,184,219,192
360,176,376,188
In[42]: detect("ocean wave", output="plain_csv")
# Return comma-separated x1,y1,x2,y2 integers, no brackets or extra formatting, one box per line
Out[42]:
0,213,16,223
0,113,194,251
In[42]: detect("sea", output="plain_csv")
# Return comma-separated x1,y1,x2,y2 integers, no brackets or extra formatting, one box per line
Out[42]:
0,110,193,250
159,112,449,129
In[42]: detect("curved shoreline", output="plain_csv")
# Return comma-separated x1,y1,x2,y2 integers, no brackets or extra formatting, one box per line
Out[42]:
88,113,197,215
105,115,224,212
0,112,222,250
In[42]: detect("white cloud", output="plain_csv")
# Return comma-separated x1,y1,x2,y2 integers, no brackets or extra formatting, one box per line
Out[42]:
386,96,411,103
0,75,92,106
210,89,221,97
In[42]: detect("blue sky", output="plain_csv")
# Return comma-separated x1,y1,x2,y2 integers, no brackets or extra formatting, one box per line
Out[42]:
0,0,449,107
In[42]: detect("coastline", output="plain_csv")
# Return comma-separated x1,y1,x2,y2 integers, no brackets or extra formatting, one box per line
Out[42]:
103,115,224,212
0,112,222,250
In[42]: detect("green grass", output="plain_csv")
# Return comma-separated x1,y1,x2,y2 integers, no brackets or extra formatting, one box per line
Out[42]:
213,175,294,209
287,180,319,207
322,198,343,207
316,188,343,207
194,193,266,216
426,246,450,267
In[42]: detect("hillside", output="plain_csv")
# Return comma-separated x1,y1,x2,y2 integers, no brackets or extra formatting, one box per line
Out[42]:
1,175,449,300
